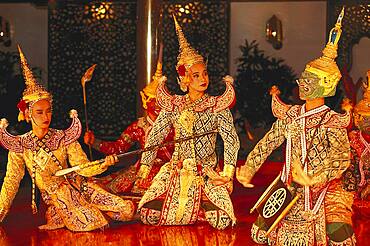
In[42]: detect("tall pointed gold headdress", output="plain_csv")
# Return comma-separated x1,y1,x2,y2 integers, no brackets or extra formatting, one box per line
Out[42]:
173,15,205,91
17,45,52,121
140,44,163,109
304,7,345,97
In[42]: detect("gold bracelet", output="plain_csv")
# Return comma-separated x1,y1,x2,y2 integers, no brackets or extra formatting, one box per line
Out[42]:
221,164,235,179
137,164,151,179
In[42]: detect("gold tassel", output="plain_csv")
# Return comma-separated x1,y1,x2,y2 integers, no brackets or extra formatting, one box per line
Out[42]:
31,164,37,214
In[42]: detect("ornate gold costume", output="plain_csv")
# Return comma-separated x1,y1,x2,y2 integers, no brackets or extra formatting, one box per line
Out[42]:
137,17,239,230
137,79,239,229
238,8,356,245
0,113,134,231
0,47,134,231
241,92,353,245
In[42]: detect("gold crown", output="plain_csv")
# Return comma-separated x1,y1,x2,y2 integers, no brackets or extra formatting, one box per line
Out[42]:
140,46,163,109
354,69,370,116
18,45,51,121
142,57,162,99
304,7,344,97
173,15,205,73
18,45,51,104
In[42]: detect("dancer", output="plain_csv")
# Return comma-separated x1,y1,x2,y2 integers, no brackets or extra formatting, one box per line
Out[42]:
136,16,239,230
237,9,356,245
0,46,134,231
344,69,370,217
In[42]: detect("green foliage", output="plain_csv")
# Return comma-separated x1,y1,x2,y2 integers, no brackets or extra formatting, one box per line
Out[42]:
234,40,297,128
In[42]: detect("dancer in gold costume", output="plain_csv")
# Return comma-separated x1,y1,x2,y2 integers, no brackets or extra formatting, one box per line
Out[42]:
0,46,134,231
344,70,370,217
136,16,240,230
237,9,356,245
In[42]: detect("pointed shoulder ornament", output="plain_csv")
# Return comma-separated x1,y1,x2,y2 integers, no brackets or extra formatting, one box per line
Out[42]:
270,86,294,120
0,110,82,153
212,75,236,113
64,109,82,145
0,119,24,153
156,76,236,113
321,109,351,128
156,76,175,112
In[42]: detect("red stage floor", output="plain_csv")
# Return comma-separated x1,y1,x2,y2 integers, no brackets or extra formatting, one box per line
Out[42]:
1,161,369,245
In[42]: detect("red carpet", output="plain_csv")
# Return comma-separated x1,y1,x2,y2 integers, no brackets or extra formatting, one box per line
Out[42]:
1,161,368,245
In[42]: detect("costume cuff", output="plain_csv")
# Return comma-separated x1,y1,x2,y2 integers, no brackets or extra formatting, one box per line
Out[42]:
0,207,8,222
221,164,235,179
236,164,255,183
137,164,151,179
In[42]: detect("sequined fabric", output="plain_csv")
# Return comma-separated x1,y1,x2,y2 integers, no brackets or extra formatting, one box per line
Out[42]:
0,130,134,231
344,130,370,217
240,94,353,245
138,92,239,228
95,117,174,194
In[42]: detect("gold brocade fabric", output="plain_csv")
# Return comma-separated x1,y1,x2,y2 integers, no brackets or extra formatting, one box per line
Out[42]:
324,179,354,225
138,94,240,225
243,106,350,188
0,131,134,231
240,104,352,245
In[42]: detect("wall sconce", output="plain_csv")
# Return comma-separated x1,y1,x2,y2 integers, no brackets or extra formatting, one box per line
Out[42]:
0,16,11,47
266,15,283,50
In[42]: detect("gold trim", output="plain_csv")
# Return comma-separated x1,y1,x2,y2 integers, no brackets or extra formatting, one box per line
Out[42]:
250,174,281,213
266,194,300,236
137,164,151,179
222,164,235,179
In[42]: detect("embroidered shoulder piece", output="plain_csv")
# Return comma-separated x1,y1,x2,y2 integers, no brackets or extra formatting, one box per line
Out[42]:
157,76,236,113
156,77,175,112
0,110,81,153
213,80,236,113
271,94,293,119
0,118,24,153
321,110,351,128
302,108,350,129
63,109,82,146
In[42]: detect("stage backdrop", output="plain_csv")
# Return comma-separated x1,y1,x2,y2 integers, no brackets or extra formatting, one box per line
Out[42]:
48,1,137,138
48,0,229,139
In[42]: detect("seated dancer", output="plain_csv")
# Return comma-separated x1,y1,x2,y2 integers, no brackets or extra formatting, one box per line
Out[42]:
136,16,239,230
84,52,174,195
344,70,370,217
237,9,356,245
0,46,134,231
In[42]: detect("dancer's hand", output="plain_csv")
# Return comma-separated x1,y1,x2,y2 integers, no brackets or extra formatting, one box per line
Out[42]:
204,166,231,186
84,130,95,145
101,154,118,169
236,167,254,188
292,159,313,186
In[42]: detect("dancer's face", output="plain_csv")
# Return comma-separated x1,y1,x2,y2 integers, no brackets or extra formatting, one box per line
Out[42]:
297,70,324,100
187,63,209,94
28,99,52,130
